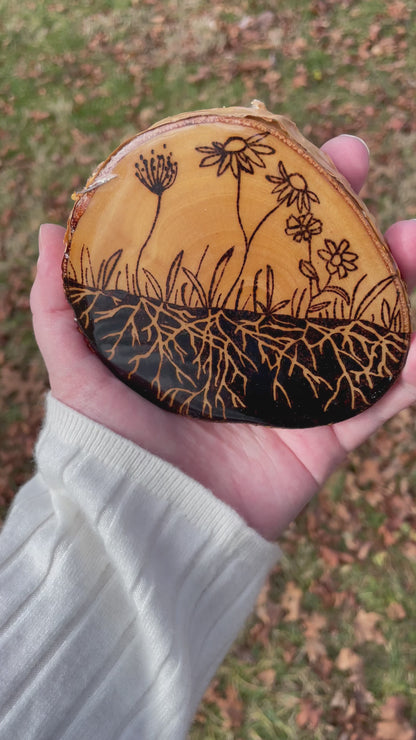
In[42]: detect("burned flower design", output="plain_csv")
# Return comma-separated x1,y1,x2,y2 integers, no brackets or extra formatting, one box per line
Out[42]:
318,238,359,279
266,161,320,213
134,144,178,287
135,144,178,195
285,213,323,243
196,133,275,178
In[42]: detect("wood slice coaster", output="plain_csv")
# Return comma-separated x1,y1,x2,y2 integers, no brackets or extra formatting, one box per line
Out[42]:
63,102,410,427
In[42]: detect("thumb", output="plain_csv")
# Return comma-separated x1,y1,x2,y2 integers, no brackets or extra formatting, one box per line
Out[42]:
30,223,110,395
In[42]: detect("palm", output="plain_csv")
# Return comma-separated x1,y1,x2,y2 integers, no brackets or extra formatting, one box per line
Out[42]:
32,137,416,539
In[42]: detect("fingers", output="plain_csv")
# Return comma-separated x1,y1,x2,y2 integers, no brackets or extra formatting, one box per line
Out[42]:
30,223,181,450
333,333,416,452
384,220,416,291
321,136,416,290
321,134,370,193
30,223,111,397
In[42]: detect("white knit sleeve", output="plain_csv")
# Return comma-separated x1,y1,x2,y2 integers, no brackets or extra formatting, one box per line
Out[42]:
0,394,281,740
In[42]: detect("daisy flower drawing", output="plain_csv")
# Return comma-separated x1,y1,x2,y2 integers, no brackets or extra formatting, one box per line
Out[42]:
196,133,275,178
266,161,320,213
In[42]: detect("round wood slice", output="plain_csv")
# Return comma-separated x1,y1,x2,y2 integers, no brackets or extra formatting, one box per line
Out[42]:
63,101,411,427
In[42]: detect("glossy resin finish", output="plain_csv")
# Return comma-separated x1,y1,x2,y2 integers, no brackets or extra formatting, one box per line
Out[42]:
63,103,411,427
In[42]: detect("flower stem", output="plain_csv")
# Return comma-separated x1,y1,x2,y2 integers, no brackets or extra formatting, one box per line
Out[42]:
224,178,286,308
223,171,249,307
305,238,319,315
236,171,248,251
135,193,162,294
248,202,282,248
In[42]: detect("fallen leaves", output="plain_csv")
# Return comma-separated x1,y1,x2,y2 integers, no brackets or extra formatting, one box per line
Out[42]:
256,668,276,688
376,696,416,740
281,581,302,622
387,0,411,20
336,646,363,674
303,612,331,676
354,610,387,647
386,601,406,621
296,697,322,730
198,681,245,731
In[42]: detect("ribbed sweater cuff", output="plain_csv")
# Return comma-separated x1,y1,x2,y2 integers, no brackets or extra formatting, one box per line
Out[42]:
42,394,281,559
0,394,281,740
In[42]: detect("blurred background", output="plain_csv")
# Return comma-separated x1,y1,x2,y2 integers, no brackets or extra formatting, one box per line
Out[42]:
1,1,416,736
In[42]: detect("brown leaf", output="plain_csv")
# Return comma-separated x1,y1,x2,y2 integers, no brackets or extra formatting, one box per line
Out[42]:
29,110,50,121
256,668,276,687
283,646,296,664
305,637,327,663
376,696,416,740
319,545,340,568
293,65,307,88
402,541,416,561
255,579,281,627
281,581,302,621
356,457,380,486
202,682,245,731
354,609,386,646
330,689,348,710
378,525,397,547
248,620,273,648
218,685,245,730
303,612,327,638
387,1,410,20
386,601,406,621
336,647,363,674
376,721,415,740
357,541,372,560
296,698,322,730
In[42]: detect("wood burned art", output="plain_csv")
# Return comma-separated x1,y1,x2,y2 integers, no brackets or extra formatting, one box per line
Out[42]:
63,102,411,427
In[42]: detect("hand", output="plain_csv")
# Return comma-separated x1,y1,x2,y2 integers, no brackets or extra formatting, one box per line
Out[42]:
30,136,416,540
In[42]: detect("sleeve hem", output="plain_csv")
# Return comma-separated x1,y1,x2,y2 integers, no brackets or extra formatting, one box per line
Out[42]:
40,393,281,566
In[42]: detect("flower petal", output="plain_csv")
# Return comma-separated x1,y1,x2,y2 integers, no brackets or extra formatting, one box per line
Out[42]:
342,251,359,263
217,154,232,176
236,153,254,175
286,215,299,229
265,174,280,184
338,239,351,254
287,190,299,207
199,153,224,168
246,133,273,151
246,148,267,168
323,239,337,255
195,145,218,154
310,224,323,235
278,161,288,178
317,249,332,261
345,261,358,271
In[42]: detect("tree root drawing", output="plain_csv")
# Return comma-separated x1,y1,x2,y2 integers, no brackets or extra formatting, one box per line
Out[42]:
66,281,408,425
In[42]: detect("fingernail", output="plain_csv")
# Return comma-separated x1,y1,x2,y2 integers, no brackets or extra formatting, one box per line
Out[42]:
38,222,65,257
38,223,48,256
37,226,44,266
341,134,370,155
